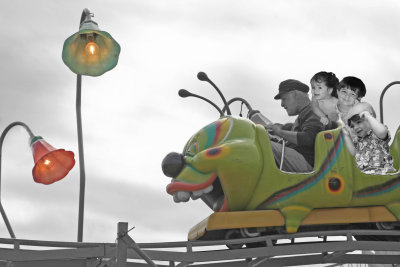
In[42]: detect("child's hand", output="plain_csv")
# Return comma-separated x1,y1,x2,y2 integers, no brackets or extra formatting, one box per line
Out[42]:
353,99,360,105
342,125,356,156
342,125,351,136
320,116,329,126
360,111,371,119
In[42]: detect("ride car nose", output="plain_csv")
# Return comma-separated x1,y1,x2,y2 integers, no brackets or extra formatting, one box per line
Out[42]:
162,152,185,178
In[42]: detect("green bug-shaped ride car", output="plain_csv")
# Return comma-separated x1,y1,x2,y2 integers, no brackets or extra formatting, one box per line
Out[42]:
162,73,400,241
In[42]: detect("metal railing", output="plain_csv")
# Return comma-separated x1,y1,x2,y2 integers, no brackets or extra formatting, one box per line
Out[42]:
1,222,400,266
379,81,400,124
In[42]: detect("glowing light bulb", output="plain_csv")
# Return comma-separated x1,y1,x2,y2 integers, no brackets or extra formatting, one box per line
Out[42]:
85,41,99,55
44,159,51,165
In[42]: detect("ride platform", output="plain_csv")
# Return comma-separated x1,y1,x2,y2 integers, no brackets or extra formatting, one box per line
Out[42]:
189,206,397,241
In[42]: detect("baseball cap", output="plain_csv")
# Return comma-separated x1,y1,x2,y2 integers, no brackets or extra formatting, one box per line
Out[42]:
274,79,309,100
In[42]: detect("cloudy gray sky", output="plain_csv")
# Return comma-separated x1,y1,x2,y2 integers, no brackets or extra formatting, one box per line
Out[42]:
0,0,399,243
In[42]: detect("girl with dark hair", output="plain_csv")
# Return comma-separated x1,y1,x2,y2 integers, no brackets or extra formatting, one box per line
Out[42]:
310,71,339,127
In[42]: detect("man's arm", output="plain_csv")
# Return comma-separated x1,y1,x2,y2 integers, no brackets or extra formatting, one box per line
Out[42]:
264,124,299,144
275,129,299,144
265,110,324,146
295,113,324,147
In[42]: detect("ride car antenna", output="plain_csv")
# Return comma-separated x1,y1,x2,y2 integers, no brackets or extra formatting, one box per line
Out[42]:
178,89,224,117
197,72,232,115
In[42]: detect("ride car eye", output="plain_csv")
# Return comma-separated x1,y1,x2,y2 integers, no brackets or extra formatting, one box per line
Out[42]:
186,142,198,156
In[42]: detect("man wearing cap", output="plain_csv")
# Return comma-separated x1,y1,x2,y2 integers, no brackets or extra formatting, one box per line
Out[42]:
253,79,324,172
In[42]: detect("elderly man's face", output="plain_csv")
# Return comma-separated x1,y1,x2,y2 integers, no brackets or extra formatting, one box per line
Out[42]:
280,91,298,116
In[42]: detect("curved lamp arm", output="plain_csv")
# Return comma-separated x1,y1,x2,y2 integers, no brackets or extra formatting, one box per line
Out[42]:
0,121,34,238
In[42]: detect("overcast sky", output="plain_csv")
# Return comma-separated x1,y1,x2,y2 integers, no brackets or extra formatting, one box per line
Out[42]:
0,0,399,244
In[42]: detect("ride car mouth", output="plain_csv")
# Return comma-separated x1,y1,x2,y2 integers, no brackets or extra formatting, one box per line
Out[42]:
166,175,227,212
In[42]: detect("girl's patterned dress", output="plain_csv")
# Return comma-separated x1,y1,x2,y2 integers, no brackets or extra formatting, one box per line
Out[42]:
354,129,396,174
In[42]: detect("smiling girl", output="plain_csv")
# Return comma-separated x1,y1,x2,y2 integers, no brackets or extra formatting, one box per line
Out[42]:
310,71,339,127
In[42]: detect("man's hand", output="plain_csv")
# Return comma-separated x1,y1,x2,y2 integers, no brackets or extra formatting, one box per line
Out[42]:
265,123,283,136
248,110,260,119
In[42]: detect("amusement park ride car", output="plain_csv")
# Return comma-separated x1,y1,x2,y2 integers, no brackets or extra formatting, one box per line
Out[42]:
162,72,400,248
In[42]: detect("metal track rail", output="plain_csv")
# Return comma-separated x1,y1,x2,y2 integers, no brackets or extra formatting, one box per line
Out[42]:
1,223,400,266
127,228,400,267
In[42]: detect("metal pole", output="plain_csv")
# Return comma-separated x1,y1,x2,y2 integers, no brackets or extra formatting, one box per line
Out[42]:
0,122,35,238
75,8,92,243
76,74,86,242
117,222,128,267
379,81,400,124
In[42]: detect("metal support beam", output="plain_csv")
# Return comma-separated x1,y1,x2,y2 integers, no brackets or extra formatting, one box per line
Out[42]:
117,222,128,267
118,222,157,267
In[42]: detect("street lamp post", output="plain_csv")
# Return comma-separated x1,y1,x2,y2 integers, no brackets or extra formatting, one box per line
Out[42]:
0,121,75,238
62,8,120,242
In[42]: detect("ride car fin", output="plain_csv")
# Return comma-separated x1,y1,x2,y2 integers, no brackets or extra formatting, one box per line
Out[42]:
281,205,312,233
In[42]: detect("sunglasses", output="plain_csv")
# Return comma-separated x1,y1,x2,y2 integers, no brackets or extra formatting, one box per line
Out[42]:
347,114,363,126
